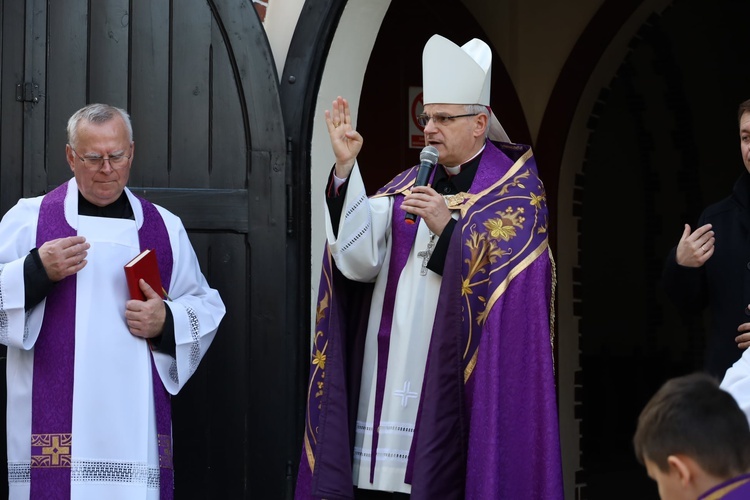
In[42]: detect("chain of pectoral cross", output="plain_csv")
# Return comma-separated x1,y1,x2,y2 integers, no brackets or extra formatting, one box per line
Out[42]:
417,231,437,276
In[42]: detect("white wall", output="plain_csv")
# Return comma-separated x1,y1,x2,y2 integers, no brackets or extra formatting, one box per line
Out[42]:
307,0,392,332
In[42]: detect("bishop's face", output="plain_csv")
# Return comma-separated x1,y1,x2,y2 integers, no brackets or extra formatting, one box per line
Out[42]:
67,116,134,207
422,103,487,167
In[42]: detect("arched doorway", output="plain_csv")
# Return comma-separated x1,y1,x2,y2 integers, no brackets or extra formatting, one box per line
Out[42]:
555,0,750,497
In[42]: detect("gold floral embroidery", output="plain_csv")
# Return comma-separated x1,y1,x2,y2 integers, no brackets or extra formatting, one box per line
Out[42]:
530,191,545,208
483,207,525,241
446,192,469,209
498,170,530,195
463,228,510,301
312,348,326,371
461,168,547,330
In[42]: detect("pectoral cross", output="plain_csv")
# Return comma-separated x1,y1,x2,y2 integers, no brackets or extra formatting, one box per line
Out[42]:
417,232,436,276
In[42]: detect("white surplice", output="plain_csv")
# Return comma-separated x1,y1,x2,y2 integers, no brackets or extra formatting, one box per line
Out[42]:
721,348,750,423
0,179,225,499
325,164,449,494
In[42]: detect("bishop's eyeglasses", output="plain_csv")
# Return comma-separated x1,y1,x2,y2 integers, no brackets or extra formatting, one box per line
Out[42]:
71,146,132,170
416,113,478,127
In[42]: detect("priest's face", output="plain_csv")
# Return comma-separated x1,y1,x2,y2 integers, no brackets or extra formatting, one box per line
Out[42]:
422,103,488,167
67,115,134,207
740,111,750,174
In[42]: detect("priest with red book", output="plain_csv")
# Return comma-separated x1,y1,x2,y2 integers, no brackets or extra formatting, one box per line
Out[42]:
0,103,225,499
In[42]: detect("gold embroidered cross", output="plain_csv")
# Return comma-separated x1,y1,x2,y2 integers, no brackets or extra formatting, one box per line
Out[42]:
42,435,70,466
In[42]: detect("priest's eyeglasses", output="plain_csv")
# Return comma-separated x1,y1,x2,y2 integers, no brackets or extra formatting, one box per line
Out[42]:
71,146,132,170
416,113,478,127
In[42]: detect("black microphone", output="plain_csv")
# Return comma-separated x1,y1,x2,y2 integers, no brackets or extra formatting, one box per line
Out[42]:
405,145,439,224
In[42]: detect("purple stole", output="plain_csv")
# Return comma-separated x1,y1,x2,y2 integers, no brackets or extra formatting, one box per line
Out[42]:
32,182,175,499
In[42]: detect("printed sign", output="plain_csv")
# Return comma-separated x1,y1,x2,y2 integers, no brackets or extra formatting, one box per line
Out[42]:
408,86,425,149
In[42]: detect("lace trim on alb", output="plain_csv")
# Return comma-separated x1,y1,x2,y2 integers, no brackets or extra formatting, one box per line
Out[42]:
169,306,201,385
356,420,415,436
353,446,410,464
8,461,30,484
0,265,8,345
187,306,200,375
8,460,159,489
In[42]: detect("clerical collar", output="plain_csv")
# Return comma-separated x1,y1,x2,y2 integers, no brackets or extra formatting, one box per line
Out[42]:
442,144,486,177
432,148,485,195
78,191,134,219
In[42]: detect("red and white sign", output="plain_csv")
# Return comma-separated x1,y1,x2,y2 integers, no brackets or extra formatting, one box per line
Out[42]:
408,86,425,149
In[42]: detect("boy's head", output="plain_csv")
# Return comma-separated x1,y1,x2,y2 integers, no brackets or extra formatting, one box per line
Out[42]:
633,373,750,499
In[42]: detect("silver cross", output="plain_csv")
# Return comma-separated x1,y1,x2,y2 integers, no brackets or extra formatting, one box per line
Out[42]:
417,233,436,276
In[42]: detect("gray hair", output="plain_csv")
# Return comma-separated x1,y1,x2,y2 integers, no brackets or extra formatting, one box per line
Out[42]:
67,103,133,148
465,104,491,138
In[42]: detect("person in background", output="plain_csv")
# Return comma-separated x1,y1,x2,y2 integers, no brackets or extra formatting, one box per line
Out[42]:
0,103,225,499
634,372,750,500
662,99,750,378
295,35,562,499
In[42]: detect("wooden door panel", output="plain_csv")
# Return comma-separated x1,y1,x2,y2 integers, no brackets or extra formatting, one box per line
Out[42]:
0,1,290,498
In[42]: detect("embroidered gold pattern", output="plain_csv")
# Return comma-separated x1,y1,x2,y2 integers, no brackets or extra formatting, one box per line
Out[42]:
498,170,531,196
31,433,72,468
461,173,550,333
315,292,329,324
158,434,173,469
312,348,327,372
483,207,525,241
445,192,469,209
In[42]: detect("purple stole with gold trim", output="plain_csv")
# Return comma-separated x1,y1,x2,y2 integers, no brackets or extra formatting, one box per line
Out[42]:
32,182,175,499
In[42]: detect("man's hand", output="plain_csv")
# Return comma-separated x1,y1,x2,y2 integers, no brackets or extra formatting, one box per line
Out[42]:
38,236,90,281
326,96,363,179
401,186,452,235
675,223,715,267
125,279,166,339
737,320,750,349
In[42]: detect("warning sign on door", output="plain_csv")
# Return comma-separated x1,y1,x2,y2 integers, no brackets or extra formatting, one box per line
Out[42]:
408,87,424,149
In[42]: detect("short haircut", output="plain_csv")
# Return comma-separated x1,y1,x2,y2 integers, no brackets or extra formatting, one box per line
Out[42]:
738,99,750,123
67,103,133,148
633,372,750,478
464,104,490,138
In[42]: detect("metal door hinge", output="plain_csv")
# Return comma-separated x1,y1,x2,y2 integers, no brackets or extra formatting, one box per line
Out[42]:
16,83,39,103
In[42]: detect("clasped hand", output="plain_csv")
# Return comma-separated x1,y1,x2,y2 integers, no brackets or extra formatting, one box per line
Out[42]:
125,279,166,339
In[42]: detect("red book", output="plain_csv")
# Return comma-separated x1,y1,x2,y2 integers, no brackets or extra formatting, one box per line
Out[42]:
124,249,163,300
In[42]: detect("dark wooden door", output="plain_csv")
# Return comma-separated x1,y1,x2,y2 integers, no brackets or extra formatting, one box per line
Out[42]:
0,1,293,498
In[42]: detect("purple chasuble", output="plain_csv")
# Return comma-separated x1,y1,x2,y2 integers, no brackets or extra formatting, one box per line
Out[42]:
296,141,563,500
699,473,750,499
32,183,174,499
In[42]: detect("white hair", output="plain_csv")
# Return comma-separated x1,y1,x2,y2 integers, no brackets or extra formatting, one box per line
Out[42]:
67,103,133,148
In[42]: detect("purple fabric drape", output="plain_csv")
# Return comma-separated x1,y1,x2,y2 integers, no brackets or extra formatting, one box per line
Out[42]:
137,197,174,500
32,184,77,498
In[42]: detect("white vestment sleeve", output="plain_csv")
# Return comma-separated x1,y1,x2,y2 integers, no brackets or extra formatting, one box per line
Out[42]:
720,349,750,422
325,161,393,283
151,207,225,395
0,198,46,350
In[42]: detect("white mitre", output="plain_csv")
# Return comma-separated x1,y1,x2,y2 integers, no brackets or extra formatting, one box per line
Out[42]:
422,34,510,143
